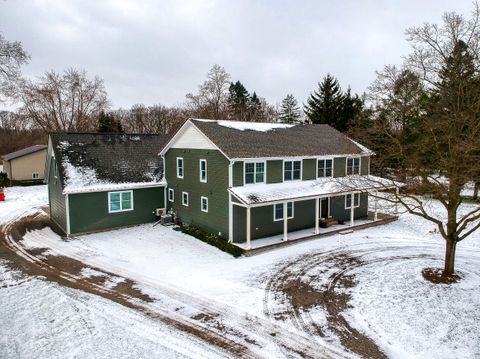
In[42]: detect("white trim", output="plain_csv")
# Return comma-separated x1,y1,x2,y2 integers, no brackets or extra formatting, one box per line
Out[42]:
199,159,207,183
168,188,174,202
228,193,233,242
108,190,134,213
346,157,361,176
182,191,189,206
316,158,334,178
65,194,71,236
273,202,294,221
231,154,369,161
345,192,360,209
200,196,208,212
177,157,184,178
283,159,302,182
244,160,266,185
62,182,165,195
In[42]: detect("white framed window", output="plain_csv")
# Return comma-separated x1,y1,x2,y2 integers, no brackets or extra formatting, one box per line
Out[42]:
199,159,207,183
201,196,208,212
317,159,333,178
177,157,184,178
284,160,301,181
168,188,174,202
108,190,134,213
273,202,294,221
32,172,39,179
182,191,189,206
345,193,360,209
346,157,360,175
244,161,265,184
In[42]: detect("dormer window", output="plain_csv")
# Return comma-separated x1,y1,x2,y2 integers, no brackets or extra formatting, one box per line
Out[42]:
284,160,301,181
317,159,333,178
244,161,265,184
346,157,360,175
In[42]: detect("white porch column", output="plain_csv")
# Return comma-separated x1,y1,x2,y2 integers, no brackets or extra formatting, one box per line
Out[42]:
315,197,320,235
374,191,378,221
283,202,288,241
246,206,251,249
228,194,233,243
350,193,355,227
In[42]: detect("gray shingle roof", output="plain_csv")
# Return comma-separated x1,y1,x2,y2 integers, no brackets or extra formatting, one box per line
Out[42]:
50,133,166,190
2,145,47,161
191,120,367,159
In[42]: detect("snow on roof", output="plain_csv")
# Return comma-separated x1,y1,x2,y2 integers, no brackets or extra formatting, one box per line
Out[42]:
194,118,295,132
229,175,401,205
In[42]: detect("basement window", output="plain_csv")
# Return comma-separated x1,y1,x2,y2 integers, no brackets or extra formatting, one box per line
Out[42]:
108,190,133,213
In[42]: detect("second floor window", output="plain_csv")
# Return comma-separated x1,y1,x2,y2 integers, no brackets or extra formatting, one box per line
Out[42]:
347,157,360,175
177,157,184,178
245,162,265,184
317,159,333,178
199,159,207,182
284,160,301,181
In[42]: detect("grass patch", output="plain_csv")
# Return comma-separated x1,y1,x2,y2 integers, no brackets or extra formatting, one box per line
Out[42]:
181,225,244,258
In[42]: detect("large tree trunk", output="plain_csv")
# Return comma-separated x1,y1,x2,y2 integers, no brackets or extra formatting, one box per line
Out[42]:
444,238,457,275
473,181,479,200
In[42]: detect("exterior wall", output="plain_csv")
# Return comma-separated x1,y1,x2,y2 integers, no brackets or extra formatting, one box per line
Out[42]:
267,160,282,183
334,157,346,177
165,148,230,238
302,159,316,180
361,156,370,175
68,187,164,234
47,157,68,233
232,194,368,243
6,149,47,181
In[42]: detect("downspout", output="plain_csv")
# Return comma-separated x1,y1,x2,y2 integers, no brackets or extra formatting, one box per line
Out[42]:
161,154,167,210
65,193,71,236
228,160,234,243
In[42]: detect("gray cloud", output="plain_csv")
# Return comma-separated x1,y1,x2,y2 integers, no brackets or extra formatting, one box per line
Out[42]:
0,0,474,109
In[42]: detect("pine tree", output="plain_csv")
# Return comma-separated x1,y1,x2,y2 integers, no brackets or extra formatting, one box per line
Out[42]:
338,88,364,132
228,81,250,120
97,111,123,133
304,74,344,126
248,92,262,121
278,94,301,123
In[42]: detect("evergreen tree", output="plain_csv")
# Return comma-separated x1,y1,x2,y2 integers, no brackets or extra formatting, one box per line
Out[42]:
304,74,344,127
279,94,301,123
97,111,123,133
228,81,250,120
248,92,262,121
338,88,364,132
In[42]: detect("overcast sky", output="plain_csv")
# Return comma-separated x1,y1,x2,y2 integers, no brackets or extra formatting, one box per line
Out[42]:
0,0,474,110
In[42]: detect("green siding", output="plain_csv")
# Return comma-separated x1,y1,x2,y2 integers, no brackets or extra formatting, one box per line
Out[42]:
233,195,369,243
68,187,164,234
361,156,370,175
267,160,282,183
334,157,346,177
233,161,243,187
48,158,67,233
302,159,316,180
165,148,230,238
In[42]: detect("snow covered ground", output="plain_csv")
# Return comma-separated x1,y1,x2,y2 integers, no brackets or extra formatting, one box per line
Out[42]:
2,185,480,358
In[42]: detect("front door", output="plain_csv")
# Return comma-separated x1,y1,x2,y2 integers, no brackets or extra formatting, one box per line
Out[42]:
320,197,330,219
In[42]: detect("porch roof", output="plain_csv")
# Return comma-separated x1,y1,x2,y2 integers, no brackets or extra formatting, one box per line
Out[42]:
229,175,400,206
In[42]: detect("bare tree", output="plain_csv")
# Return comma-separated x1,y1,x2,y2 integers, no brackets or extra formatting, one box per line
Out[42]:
354,4,480,276
18,68,109,132
0,33,30,102
186,64,231,119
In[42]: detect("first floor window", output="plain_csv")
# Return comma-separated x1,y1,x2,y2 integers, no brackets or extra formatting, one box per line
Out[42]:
199,159,207,183
201,196,208,212
177,157,184,178
284,160,301,181
168,188,174,202
347,157,360,175
182,191,189,206
317,159,333,178
274,202,294,221
345,193,360,209
109,191,133,213
245,161,265,184
32,172,39,179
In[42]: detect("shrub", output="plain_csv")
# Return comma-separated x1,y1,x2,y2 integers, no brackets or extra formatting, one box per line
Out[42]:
181,225,244,258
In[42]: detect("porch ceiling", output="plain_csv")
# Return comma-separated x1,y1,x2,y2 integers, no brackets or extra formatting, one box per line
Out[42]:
229,175,401,206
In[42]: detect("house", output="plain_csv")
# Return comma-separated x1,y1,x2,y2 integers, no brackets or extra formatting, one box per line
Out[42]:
159,119,394,248
46,133,166,236
2,145,48,183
